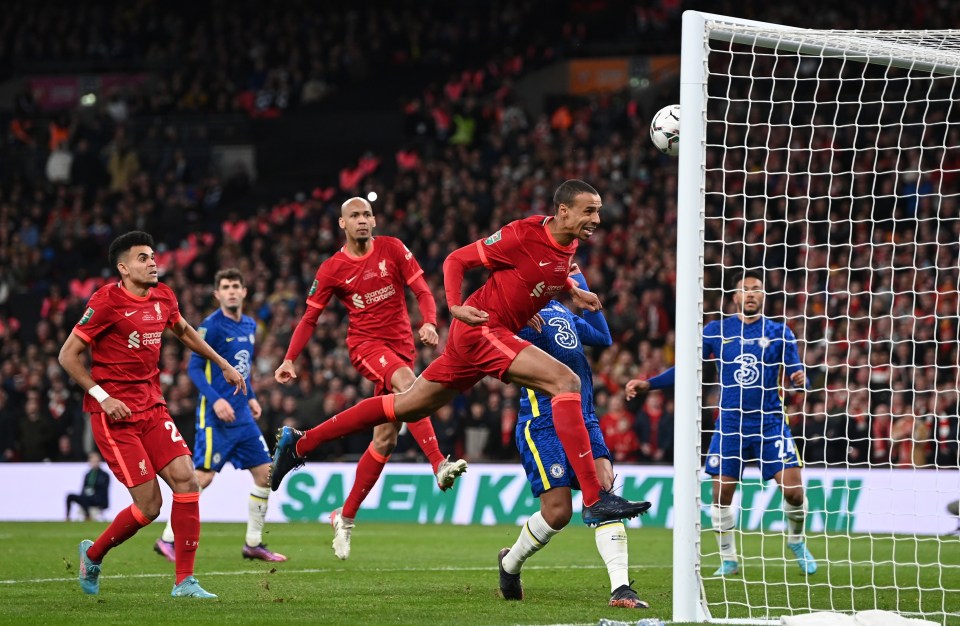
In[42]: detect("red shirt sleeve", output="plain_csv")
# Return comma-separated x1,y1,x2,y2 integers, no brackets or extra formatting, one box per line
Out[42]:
408,275,437,326
286,267,334,361
72,289,114,344
475,222,521,270
444,222,522,307
305,266,336,311
393,238,426,286
161,284,182,327
442,242,485,307
284,303,322,361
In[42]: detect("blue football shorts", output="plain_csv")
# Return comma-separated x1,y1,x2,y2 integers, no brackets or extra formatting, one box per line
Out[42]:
193,418,271,472
704,410,801,481
516,412,611,497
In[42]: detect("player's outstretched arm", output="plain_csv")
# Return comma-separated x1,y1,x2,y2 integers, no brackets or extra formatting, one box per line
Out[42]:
171,318,246,395
58,332,132,420
625,379,651,401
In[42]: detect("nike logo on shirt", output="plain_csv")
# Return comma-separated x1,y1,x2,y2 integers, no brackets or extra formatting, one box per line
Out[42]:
578,450,591,458
538,261,551,267
226,337,235,342
124,311,137,317
345,276,358,284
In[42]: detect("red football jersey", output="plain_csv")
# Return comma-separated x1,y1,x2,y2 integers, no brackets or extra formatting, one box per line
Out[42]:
306,237,425,352
72,282,182,415
468,216,577,332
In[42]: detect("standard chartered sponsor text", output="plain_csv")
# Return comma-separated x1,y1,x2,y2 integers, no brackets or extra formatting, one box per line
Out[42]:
363,284,396,305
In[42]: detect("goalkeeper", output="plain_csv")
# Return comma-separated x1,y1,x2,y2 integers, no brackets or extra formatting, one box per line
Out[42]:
627,270,817,576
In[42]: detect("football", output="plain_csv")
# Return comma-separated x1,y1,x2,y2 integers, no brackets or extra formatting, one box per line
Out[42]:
650,104,680,156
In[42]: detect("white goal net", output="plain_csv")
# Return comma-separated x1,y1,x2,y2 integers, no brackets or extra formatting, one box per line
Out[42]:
673,12,960,625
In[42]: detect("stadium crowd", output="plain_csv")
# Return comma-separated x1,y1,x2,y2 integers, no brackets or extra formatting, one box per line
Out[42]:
0,0,957,472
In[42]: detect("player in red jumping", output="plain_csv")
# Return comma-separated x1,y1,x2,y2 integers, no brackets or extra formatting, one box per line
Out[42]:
59,231,246,598
271,181,651,526
274,197,467,559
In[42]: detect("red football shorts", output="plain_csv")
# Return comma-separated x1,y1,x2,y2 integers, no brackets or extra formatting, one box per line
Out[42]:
422,320,531,392
350,340,414,396
91,404,191,488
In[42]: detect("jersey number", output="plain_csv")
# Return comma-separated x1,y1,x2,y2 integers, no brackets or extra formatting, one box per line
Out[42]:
164,421,184,443
774,437,796,460
550,317,579,349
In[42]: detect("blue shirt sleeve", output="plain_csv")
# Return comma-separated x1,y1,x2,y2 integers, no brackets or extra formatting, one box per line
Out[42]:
245,319,257,402
702,320,719,360
781,324,807,387
574,313,612,347
570,273,612,347
648,367,675,389
646,319,720,391
188,322,224,405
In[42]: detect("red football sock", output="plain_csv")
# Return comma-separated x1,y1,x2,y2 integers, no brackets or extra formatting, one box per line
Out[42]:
551,393,601,506
296,396,395,456
342,443,390,519
406,417,446,473
87,503,151,562
171,492,201,585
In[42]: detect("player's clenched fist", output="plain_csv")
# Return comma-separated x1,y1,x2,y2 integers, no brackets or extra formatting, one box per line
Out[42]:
418,323,439,347
275,359,298,384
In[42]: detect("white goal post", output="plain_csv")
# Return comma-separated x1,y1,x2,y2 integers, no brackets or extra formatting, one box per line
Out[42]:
674,10,960,625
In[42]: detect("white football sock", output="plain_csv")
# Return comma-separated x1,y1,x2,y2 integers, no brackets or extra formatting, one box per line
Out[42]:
784,497,807,545
711,503,738,562
246,485,270,547
595,521,630,591
501,511,561,575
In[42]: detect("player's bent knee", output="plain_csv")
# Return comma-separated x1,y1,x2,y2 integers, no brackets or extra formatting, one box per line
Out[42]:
539,369,581,397
541,499,573,529
542,508,572,530
556,370,581,395
389,369,416,394
783,488,804,507
372,437,397,456
138,501,163,520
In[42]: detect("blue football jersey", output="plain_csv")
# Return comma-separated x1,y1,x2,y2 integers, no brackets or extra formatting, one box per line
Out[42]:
188,309,258,428
517,300,611,424
702,316,804,414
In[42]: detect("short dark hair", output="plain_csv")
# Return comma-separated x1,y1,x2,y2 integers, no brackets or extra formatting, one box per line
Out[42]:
215,268,245,288
108,231,155,270
729,269,764,290
553,179,598,209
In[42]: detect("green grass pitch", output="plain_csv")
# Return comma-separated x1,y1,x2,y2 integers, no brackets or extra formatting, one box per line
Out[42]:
0,522,956,625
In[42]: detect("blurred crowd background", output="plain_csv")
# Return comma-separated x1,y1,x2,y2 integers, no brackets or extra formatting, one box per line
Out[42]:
0,0,957,471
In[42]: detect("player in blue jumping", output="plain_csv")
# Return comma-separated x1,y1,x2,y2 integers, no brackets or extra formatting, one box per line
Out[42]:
498,265,651,609
627,270,816,576
154,268,287,562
